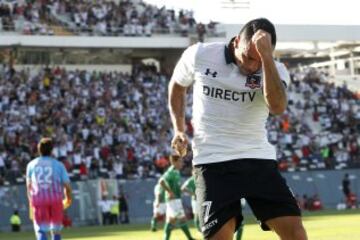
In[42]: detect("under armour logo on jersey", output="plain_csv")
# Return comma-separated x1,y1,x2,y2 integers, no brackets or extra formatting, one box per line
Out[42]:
205,68,217,78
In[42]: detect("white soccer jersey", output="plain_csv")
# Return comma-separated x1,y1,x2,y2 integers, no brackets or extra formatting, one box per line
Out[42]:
171,42,290,165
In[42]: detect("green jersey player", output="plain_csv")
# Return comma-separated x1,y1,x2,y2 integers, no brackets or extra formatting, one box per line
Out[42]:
181,176,200,231
151,182,166,231
159,155,195,240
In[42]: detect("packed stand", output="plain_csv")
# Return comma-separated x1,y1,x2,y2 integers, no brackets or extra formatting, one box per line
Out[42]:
0,2,15,31
0,0,199,37
0,0,55,35
0,65,359,184
49,0,198,36
267,68,360,171
0,64,194,185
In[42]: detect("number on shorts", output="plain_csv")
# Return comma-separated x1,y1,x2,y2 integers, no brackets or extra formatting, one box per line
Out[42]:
202,201,212,223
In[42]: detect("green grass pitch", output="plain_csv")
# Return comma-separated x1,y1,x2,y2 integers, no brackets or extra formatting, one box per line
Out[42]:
1,210,360,240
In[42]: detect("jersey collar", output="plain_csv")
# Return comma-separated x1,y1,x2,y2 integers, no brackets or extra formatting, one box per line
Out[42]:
39,156,52,160
224,37,237,65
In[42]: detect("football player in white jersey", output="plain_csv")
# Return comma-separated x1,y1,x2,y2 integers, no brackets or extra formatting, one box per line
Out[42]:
168,18,307,240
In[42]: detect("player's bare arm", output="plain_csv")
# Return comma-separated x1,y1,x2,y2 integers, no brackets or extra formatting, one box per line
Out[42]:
253,30,287,115
26,179,33,220
155,191,161,207
64,183,73,207
26,180,31,202
159,179,174,199
181,186,195,197
168,80,189,157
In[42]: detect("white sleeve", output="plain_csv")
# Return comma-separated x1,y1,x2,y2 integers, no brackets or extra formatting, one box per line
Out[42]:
276,62,290,88
170,43,199,87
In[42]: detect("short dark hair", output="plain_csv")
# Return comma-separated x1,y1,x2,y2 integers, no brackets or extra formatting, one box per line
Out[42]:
38,138,53,156
239,18,277,47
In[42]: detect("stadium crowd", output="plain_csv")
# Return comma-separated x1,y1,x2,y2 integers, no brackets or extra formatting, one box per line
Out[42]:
268,69,359,171
0,63,180,184
0,65,358,185
0,0,218,38
0,0,54,35
52,0,196,36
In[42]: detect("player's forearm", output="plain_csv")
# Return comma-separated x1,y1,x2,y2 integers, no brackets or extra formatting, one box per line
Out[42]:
155,193,161,203
64,183,72,202
26,182,32,203
160,179,172,195
182,188,194,197
181,185,189,194
168,81,187,133
261,55,287,115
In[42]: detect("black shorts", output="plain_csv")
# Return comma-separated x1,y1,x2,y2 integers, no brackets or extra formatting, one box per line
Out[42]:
193,159,301,239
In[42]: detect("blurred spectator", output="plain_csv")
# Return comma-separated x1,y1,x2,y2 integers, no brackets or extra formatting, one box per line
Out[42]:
0,3,15,31
298,193,323,211
119,192,129,224
98,195,112,225
342,173,351,198
207,21,218,36
302,194,310,210
196,22,206,42
342,173,357,208
110,195,120,224
10,210,21,232
346,193,357,209
311,194,323,211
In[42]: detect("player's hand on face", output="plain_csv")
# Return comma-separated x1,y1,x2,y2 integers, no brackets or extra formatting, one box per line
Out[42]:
251,29,273,59
171,132,188,157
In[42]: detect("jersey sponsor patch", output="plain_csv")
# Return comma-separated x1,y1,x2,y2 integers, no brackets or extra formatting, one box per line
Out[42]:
203,85,257,102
